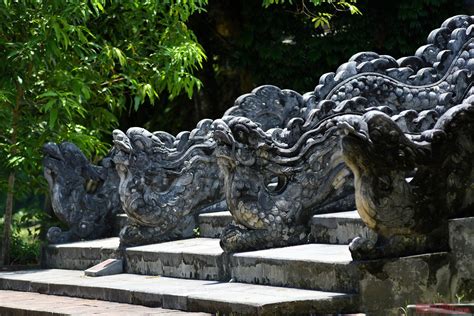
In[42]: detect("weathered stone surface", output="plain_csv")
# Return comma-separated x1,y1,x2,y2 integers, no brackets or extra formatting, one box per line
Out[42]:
311,211,373,244
0,269,357,315
43,142,122,243
357,252,451,315
448,217,474,301
213,15,474,253
339,99,474,259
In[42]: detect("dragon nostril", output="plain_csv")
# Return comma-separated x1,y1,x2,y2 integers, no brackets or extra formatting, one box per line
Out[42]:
264,175,287,195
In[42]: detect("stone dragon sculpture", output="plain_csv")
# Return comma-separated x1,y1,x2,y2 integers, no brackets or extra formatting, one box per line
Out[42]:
42,142,122,243
42,85,306,246
112,85,307,247
42,15,473,256
112,121,224,246
338,97,473,259
212,15,474,252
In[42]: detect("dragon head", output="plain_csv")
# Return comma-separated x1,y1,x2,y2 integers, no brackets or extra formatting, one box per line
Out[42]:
112,121,223,229
42,141,119,243
339,111,430,179
43,141,102,192
212,114,356,232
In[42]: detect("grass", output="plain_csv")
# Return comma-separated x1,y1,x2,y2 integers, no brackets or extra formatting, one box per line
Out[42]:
0,210,43,265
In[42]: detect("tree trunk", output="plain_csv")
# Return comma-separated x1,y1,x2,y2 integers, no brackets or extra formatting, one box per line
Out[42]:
1,80,23,266
1,172,15,265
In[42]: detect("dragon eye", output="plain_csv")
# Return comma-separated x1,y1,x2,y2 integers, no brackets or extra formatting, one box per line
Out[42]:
264,174,287,195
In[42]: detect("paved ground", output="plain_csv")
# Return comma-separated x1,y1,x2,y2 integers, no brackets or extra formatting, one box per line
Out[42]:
0,290,211,315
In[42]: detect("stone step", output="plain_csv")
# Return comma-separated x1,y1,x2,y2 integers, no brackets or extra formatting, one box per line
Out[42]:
311,211,372,245
197,210,368,244
230,243,358,293
115,210,368,244
198,211,232,238
0,289,210,315
42,237,120,270
43,237,358,293
0,269,359,315
125,238,228,281
113,212,231,238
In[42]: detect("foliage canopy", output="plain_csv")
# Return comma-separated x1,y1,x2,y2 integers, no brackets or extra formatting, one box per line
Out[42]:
0,0,207,264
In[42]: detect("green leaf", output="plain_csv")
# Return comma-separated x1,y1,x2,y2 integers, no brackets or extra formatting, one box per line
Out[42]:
49,108,58,128
37,91,58,99
43,99,56,111
133,95,141,111
112,47,127,66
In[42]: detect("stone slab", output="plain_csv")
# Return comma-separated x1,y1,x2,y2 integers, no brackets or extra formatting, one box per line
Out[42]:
0,289,210,315
85,258,124,277
198,211,232,238
197,210,370,244
186,282,358,315
125,238,228,280
357,252,451,315
42,237,121,270
448,217,474,301
230,243,359,293
0,269,357,315
311,211,373,244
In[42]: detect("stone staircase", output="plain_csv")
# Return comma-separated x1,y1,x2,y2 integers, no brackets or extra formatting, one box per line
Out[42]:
0,211,471,315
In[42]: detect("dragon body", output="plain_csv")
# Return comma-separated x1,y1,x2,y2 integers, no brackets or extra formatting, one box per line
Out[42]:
213,15,474,252
43,142,122,243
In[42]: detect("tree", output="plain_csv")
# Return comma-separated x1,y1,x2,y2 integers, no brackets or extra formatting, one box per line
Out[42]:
0,0,206,265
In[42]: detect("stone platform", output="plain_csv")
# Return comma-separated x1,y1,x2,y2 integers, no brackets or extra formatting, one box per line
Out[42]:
43,237,358,293
1,213,471,315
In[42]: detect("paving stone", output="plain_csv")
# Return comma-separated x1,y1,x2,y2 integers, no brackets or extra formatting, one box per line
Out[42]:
0,269,357,315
